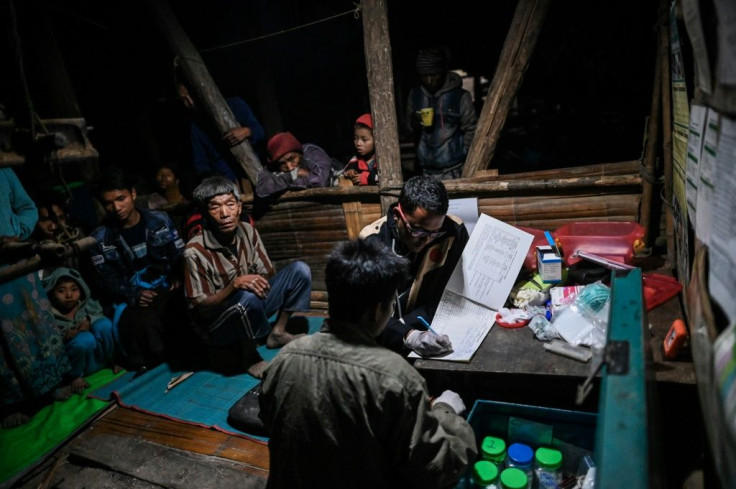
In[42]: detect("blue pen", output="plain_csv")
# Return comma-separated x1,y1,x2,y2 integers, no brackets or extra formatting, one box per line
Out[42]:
417,316,439,335
544,231,562,257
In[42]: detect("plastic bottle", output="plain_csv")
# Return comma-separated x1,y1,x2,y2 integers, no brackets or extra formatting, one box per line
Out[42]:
534,446,563,489
473,460,500,488
505,443,533,489
499,467,528,489
481,436,507,471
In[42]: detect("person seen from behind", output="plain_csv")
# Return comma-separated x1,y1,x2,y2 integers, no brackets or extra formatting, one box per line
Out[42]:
259,238,476,488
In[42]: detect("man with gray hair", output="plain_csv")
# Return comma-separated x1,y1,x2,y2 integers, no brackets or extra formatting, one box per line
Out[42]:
183,176,311,378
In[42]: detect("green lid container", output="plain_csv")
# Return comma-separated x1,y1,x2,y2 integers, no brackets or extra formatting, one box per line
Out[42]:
500,467,528,489
534,446,563,471
473,460,499,485
481,436,507,462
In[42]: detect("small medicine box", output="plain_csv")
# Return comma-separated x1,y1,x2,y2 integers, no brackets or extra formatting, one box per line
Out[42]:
537,245,562,283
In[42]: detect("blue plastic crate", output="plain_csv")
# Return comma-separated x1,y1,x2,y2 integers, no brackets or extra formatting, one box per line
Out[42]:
457,400,597,488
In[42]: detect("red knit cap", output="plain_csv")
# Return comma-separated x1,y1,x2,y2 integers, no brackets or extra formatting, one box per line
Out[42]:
355,113,373,129
267,132,303,162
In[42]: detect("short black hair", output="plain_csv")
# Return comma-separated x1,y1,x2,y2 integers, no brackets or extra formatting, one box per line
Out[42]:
398,175,449,214
95,167,135,197
326,239,410,321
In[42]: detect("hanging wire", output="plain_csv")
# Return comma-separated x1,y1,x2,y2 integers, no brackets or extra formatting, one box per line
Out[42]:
199,3,362,53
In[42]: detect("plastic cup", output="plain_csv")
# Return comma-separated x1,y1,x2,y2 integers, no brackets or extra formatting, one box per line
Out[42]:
419,107,434,127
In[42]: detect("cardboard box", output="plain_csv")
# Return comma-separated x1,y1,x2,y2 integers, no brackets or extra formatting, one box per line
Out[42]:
537,245,562,283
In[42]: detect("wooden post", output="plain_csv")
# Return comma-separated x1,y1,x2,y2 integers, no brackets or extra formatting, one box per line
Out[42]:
640,26,663,248
361,0,403,215
461,0,550,177
660,16,674,264
147,0,264,186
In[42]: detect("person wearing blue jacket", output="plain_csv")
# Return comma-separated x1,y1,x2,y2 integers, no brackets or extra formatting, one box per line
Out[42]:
405,47,478,180
177,82,266,182
88,167,185,373
43,267,120,392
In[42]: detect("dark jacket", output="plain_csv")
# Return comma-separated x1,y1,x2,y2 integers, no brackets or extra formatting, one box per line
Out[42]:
88,208,185,305
405,72,477,171
360,205,469,353
255,143,333,198
260,320,476,489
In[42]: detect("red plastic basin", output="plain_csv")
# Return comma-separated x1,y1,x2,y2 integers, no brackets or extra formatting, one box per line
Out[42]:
554,221,645,266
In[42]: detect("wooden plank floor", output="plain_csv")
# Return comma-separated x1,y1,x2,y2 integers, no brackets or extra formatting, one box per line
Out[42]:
12,406,270,489
78,407,270,475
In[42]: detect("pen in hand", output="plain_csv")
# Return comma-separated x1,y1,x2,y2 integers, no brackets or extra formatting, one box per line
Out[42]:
417,316,439,335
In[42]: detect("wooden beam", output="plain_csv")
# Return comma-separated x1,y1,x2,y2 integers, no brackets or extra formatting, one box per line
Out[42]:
640,22,663,248
461,0,550,177
361,0,403,215
147,0,264,185
660,13,675,264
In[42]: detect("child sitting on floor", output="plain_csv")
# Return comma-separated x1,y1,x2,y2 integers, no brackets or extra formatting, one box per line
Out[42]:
43,267,120,392
342,113,378,186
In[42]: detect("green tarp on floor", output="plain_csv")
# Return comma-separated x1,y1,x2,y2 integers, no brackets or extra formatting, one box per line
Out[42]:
0,368,124,484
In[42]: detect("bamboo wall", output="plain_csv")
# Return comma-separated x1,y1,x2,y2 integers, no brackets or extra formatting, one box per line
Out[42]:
251,161,642,308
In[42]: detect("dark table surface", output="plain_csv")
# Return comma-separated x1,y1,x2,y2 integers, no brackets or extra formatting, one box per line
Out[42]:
413,262,695,410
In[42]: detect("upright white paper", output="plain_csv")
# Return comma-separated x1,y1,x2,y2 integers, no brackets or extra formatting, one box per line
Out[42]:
686,104,708,221
709,116,736,322
446,214,534,310
448,198,479,236
410,214,533,362
696,109,720,245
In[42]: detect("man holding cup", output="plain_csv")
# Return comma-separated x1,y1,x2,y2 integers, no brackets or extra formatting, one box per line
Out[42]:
405,46,478,180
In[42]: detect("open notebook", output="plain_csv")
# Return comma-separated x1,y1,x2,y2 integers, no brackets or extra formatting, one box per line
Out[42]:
409,214,533,362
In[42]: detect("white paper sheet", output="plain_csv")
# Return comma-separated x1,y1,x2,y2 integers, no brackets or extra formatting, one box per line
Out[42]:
696,109,720,245
709,115,736,322
448,198,479,236
446,214,534,310
686,104,708,221
409,214,533,362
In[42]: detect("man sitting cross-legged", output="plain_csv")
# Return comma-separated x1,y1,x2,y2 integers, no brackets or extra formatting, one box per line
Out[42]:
183,176,311,378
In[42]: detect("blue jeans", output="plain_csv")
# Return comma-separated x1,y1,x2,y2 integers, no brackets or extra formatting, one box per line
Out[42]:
208,261,312,348
65,317,119,377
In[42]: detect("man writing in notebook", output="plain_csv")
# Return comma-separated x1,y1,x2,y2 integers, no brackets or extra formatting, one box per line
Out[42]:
360,175,469,357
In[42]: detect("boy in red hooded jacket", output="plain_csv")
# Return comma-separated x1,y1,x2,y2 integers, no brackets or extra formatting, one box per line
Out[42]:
342,113,378,186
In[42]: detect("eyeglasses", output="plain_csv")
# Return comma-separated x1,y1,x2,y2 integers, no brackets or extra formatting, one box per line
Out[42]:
395,204,446,239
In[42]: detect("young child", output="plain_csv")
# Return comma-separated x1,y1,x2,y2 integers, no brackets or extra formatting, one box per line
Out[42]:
343,113,377,185
43,267,120,391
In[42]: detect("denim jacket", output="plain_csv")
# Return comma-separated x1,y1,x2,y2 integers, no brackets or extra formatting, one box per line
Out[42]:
88,208,185,305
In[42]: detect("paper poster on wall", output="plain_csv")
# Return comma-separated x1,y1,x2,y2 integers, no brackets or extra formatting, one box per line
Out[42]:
686,104,708,222
709,116,736,323
695,109,720,246
670,3,691,216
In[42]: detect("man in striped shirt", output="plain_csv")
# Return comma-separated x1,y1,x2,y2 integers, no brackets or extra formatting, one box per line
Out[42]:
183,177,311,378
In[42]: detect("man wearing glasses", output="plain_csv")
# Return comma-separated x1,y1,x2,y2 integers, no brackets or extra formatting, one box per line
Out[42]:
360,176,469,357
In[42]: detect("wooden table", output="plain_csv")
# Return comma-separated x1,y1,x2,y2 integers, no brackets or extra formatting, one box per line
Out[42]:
413,264,696,411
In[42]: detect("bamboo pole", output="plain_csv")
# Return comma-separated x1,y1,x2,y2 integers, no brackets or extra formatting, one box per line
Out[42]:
361,0,403,215
660,15,674,264
639,23,663,248
147,0,264,185
461,0,550,177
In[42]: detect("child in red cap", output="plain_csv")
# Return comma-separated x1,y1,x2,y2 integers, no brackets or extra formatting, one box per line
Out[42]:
256,132,333,198
342,113,377,186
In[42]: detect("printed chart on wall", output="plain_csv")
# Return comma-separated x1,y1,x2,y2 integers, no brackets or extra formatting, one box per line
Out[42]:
409,214,533,362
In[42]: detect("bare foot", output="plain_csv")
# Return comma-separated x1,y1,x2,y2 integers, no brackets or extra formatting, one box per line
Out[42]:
2,412,30,429
52,385,72,401
112,364,123,374
266,331,305,349
246,360,269,379
70,377,90,393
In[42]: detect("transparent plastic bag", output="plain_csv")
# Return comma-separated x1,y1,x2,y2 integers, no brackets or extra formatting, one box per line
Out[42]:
550,282,610,348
